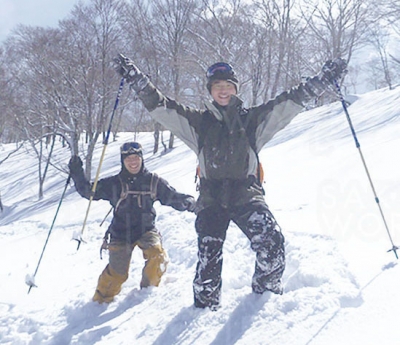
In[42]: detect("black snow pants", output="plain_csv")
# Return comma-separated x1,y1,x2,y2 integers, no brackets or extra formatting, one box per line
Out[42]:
193,201,285,309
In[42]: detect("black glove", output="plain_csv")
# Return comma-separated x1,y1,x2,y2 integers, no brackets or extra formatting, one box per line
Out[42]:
114,54,150,93
68,155,83,174
319,58,348,84
304,58,348,97
182,196,196,212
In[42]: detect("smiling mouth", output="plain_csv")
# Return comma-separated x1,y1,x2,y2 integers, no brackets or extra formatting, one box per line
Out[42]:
218,94,230,99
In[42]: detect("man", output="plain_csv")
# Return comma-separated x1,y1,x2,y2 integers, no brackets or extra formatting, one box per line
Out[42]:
113,56,347,310
68,141,196,303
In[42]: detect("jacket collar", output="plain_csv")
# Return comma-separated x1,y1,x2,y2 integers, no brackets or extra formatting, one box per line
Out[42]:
119,166,148,181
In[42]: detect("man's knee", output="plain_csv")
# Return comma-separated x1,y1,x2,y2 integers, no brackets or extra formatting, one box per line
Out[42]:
141,244,169,288
247,211,284,251
143,244,168,263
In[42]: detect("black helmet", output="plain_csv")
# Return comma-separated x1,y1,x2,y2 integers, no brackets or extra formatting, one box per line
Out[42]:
206,62,239,93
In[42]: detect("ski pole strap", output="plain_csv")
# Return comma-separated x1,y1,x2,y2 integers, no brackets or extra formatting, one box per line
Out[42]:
100,207,113,227
100,230,110,260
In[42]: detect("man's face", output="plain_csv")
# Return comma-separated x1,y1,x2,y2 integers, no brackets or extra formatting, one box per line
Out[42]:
123,154,142,174
210,80,237,106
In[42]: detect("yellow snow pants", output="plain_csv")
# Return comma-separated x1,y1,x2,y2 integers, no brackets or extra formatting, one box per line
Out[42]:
92,230,168,304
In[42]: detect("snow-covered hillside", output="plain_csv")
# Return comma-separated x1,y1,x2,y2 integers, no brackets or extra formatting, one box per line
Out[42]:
1,86,400,345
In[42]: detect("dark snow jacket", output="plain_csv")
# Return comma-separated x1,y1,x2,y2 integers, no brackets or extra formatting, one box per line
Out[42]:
131,77,317,211
70,166,192,244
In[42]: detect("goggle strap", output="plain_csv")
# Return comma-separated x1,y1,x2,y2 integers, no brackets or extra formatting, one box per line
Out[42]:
121,147,142,155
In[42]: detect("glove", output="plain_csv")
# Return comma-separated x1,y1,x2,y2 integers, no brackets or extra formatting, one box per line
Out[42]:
182,196,196,212
319,58,348,84
68,155,83,174
114,54,150,93
304,58,348,97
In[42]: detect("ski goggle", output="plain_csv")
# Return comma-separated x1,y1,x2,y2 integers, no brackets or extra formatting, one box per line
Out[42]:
206,62,235,79
120,142,143,155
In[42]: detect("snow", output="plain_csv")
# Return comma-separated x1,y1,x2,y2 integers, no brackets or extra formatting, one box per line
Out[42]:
1,86,400,345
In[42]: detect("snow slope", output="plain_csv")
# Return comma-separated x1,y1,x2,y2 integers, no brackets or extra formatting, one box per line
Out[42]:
1,86,400,345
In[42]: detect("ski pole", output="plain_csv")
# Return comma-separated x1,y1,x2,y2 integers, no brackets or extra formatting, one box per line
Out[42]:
333,79,399,259
26,175,71,293
74,77,125,250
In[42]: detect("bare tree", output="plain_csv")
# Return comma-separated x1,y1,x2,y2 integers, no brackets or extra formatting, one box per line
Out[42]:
191,0,250,62
373,0,400,75
367,24,393,89
252,0,293,98
246,23,273,106
300,0,372,63
1,25,70,198
385,0,400,35
151,0,200,148
0,47,9,142
118,0,166,152
0,142,24,165
120,0,202,151
250,0,311,102
56,0,125,179
0,0,126,197
187,0,255,105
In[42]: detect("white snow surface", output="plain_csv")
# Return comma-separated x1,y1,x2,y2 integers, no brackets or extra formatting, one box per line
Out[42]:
1,86,400,345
